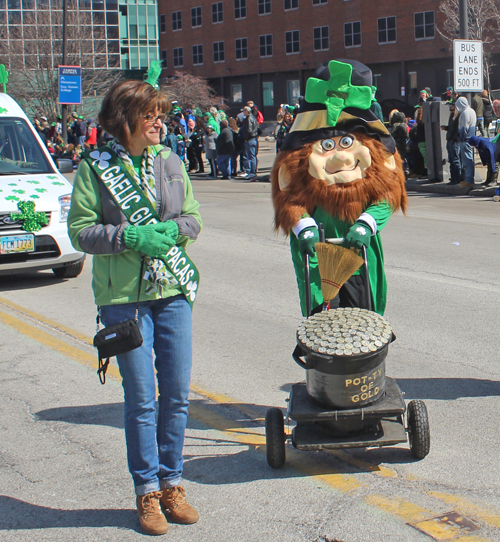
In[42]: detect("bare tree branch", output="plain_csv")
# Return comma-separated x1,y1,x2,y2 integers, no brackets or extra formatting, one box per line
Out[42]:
162,72,227,113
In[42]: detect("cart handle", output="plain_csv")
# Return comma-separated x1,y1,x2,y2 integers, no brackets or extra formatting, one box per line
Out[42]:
292,345,316,370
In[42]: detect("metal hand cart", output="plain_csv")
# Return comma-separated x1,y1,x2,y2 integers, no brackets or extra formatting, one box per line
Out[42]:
265,237,430,469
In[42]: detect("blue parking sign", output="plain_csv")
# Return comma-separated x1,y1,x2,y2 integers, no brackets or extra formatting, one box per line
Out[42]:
58,65,82,105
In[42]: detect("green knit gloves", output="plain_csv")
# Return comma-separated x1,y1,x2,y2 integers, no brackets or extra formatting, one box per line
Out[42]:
123,221,179,258
344,221,372,250
298,226,320,258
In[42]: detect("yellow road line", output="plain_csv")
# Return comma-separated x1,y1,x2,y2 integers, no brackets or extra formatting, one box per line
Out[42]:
1,302,498,539
0,295,94,345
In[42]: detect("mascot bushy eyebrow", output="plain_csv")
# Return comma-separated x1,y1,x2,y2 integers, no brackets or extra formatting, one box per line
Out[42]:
271,59,407,316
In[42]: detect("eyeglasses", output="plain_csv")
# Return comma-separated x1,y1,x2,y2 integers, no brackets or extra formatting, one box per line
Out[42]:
143,113,168,125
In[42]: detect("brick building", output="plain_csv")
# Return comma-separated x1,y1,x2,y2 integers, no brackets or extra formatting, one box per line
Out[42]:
158,0,500,119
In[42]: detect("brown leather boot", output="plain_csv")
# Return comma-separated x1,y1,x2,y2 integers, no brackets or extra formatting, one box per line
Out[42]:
160,486,199,524
136,491,169,535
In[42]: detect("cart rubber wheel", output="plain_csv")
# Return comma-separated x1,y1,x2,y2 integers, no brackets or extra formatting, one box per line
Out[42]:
265,408,286,469
407,400,430,460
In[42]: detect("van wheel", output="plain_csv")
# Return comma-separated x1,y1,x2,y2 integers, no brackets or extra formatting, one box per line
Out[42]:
52,260,84,279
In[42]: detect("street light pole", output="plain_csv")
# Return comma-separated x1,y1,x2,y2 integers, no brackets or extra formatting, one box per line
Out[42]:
61,0,68,144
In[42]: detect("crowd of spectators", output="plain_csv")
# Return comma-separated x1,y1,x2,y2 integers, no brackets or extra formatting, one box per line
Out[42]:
33,112,107,169
161,100,265,181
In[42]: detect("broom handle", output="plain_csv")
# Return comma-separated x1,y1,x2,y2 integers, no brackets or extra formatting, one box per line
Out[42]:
304,253,311,317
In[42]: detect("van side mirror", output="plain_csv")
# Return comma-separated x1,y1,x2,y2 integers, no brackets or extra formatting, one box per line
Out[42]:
56,158,74,174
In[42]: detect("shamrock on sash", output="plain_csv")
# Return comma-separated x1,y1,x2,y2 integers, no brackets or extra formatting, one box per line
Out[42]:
89,150,111,170
10,200,48,232
186,280,198,302
304,60,373,127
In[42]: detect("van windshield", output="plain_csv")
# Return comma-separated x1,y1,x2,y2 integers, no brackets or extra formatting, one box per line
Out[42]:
0,118,54,175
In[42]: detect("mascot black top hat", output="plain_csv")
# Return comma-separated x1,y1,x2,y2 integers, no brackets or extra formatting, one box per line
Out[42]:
281,59,395,154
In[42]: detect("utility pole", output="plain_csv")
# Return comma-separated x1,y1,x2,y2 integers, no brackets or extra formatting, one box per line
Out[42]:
61,0,68,144
459,0,471,104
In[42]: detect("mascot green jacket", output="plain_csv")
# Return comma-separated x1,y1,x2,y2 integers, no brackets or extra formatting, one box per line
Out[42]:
271,59,407,316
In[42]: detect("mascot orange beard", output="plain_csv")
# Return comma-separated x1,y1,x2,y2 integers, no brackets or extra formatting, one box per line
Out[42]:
271,132,407,234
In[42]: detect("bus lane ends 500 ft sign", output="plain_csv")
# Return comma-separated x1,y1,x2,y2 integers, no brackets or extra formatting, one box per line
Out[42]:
453,40,483,92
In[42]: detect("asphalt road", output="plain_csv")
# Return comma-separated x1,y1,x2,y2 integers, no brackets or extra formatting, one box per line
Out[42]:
1,145,500,541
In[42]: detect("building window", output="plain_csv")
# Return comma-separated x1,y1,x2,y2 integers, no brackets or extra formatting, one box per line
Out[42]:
260,34,273,57
173,47,183,67
232,84,243,102
213,41,225,62
378,16,396,43
235,0,246,19
263,81,274,106
285,30,300,54
313,26,329,51
313,0,327,4
285,0,298,9
344,21,361,47
212,2,223,23
160,14,166,33
287,80,300,104
235,37,248,59
409,71,417,90
258,0,271,14
160,49,167,67
172,11,181,31
193,44,203,65
191,6,202,27
414,11,435,40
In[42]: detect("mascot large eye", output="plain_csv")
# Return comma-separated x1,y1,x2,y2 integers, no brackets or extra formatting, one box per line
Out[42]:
339,136,354,149
321,139,335,151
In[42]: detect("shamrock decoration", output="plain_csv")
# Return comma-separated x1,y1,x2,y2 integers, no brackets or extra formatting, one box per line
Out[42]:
0,107,7,115
0,64,8,94
47,175,58,180
51,182,65,186
8,183,17,186
29,195,40,199
10,200,48,232
27,180,41,184
35,188,48,193
304,60,373,127
89,150,111,170
5,195,20,202
12,189,25,194
186,280,198,302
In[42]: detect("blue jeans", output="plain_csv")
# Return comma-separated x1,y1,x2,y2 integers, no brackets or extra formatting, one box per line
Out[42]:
460,141,475,184
243,138,258,175
101,295,192,495
216,154,231,177
446,140,461,183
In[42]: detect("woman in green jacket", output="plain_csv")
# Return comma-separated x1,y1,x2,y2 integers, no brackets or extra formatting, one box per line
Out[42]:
68,79,202,536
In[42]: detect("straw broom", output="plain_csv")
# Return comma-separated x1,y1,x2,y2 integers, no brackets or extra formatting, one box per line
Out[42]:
315,242,364,303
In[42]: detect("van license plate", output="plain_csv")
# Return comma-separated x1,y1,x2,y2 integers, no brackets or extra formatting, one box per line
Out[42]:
1,234,35,254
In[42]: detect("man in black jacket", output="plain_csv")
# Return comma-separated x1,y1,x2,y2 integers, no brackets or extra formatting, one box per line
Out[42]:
216,120,235,179
238,106,259,179
441,101,461,185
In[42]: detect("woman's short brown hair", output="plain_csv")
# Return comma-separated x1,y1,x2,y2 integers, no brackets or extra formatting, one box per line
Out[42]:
98,80,171,148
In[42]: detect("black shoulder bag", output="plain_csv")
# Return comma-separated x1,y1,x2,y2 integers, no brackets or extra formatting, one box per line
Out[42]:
93,257,145,384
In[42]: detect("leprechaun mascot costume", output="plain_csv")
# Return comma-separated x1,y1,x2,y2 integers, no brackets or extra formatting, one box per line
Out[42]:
271,59,407,316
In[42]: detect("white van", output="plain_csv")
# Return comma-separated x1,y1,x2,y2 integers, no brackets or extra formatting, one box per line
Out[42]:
0,93,85,277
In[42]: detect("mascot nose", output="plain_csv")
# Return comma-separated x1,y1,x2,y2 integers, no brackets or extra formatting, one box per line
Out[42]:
327,150,354,169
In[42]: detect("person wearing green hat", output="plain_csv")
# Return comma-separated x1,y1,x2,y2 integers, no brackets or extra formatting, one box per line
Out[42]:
74,115,86,147
369,86,383,122
202,111,220,134
271,59,407,316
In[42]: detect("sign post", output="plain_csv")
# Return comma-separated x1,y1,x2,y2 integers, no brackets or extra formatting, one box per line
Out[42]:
453,40,483,93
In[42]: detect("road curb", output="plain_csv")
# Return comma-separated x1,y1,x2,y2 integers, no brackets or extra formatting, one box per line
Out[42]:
405,179,497,197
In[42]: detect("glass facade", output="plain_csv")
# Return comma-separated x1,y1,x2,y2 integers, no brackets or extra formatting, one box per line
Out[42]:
0,0,158,71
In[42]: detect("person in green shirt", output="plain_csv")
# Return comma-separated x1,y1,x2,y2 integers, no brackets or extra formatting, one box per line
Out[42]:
271,59,407,316
67,79,201,536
